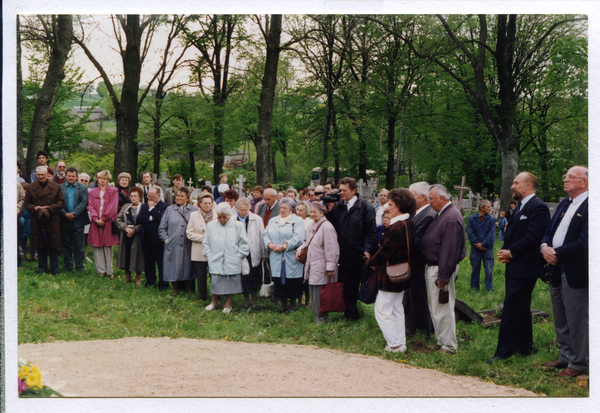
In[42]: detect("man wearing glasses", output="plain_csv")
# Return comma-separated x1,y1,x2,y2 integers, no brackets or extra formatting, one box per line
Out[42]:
540,166,588,378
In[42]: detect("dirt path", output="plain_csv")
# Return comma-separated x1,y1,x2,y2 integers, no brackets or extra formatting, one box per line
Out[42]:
18,337,539,397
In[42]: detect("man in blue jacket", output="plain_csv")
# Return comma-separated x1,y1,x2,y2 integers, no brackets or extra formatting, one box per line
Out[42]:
60,167,90,272
467,200,496,292
540,166,588,377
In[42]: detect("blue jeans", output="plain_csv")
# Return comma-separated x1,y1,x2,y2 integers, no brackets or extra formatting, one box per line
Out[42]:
470,246,494,291
499,229,505,241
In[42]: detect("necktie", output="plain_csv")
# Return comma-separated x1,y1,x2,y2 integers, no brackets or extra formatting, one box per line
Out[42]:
556,199,573,224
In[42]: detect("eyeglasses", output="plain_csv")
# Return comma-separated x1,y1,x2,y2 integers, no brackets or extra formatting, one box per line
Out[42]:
79,179,89,183
562,174,586,181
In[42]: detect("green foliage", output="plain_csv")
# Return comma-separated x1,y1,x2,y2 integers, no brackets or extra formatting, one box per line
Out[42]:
63,152,115,177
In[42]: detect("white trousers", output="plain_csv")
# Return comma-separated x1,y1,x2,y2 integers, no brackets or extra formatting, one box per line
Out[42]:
374,290,406,348
93,246,113,275
425,264,458,352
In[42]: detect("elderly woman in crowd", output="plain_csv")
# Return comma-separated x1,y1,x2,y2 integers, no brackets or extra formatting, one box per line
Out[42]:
116,186,144,285
369,188,416,353
296,201,313,231
158,187,199,296
296,202,339,323
186,193,217,301
202,202,249,314
116,172,132,212
235,197,267,310
263,197,306,313
88,170,119,278
222,189,239,215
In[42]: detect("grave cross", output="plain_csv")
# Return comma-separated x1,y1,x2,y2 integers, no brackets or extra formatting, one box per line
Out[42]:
152,173,158,184
367,178,376,199
187,177,194,188
467,191,476,209
236,174,246,197
453,176,471,211
357,178,367,198
158,172,171,192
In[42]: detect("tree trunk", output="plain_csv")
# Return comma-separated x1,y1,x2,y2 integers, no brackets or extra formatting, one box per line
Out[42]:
114,15,143,179
212,104,225,183
386,113,396,189
16,15,25,168
332,110,341,184
152,99,162,174
25,15,73,174
189,150,196,184
256,15,282,186
270,147,278,183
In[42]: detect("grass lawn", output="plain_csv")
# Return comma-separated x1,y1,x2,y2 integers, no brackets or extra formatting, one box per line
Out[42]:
62,96,103,110
17,237,587,397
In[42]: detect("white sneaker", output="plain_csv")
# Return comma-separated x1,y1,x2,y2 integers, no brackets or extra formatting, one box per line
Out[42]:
222,307,232,314
384,344,407,353
205,303,217,311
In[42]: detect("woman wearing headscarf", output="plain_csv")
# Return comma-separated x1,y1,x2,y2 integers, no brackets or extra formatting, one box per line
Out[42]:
296,202,339,323
263,197,306,313
202,202,249,314
158,187,199,296
116,186,145,285
235,197,267,310
88,170,119,278
186,193,217,301
368,188,416,353
116,172,132,212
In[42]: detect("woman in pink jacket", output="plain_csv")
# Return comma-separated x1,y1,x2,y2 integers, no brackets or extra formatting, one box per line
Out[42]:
88,170,119,278
295,202,339,324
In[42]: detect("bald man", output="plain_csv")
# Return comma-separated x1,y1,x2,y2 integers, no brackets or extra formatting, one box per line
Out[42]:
489,172,550,362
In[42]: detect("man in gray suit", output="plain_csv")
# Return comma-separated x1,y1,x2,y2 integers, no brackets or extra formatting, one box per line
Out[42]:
257,188,280,228
405,182,436,337
60,167,91,272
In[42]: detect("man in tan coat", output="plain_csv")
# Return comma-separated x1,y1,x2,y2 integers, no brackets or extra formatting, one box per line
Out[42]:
23,166,65,275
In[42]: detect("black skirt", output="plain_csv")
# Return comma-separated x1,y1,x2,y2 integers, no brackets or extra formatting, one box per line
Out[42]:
242,255,262,294
273,276,303,300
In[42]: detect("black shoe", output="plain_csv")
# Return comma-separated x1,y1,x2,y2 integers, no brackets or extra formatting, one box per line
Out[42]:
243,304,250,310
486,356,505,364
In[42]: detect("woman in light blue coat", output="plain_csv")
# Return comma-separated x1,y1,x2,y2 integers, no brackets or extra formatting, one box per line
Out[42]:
263,197,305,312
203,202,249,314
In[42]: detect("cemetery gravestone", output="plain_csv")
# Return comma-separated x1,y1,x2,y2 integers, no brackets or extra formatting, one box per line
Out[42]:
158,172,171,192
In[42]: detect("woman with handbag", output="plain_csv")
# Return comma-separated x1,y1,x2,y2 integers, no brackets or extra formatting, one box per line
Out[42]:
369,188,416,353
88,170,119,278
186,193,217,301
263,198,306,313
296,202,339,323
115,187,145,285
235,197,268,311
202,202,249,314
158,187,199,296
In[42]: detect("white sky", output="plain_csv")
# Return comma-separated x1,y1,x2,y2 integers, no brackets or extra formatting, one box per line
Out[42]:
4,2,600,413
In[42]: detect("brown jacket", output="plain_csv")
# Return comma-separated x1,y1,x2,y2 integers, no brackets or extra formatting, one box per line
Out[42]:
23,181,65,250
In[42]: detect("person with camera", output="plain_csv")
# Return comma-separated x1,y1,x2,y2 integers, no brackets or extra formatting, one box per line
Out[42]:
326,177,377,321
540,166,588,378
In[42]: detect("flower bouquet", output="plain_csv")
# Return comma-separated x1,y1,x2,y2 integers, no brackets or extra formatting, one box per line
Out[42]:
18,363,61,397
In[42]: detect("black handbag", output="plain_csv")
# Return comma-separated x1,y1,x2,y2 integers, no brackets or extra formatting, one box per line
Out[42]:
357,273,377,304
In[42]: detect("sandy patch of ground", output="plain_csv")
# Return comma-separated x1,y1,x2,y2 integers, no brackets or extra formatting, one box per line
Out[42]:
18,337,539,397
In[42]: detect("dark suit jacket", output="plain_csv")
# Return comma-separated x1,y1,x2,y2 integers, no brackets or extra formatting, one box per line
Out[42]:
502,195,550,279
541,196,588,288
59,182,91,229
257,201,280,226
137,200,169,249
23,181,65,250
411,205,438,276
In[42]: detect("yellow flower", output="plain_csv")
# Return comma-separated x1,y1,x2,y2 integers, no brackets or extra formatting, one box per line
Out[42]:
31,365,41,375
18,365,31,379
25,371,42,389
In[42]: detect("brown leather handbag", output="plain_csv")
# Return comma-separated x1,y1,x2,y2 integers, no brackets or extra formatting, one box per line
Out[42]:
297,220,325,264
386,220,411,283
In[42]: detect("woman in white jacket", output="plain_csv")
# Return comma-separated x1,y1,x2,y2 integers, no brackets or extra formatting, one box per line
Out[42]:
202,202,250,314
186,193,217,301
235,197,268,311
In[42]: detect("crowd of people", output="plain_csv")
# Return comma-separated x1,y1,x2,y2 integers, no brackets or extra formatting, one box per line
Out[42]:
17,150,588,377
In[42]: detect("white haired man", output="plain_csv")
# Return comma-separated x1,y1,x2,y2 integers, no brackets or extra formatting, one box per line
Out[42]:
420,184,466,354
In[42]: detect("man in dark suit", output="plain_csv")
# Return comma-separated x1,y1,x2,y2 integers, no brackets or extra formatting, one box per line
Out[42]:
405,181,436,337
59,167,90,272
326,177,377,321
23,166,66,275
257,188,280,228
540,166,588,377
489,172,550,361
137,187,169,291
